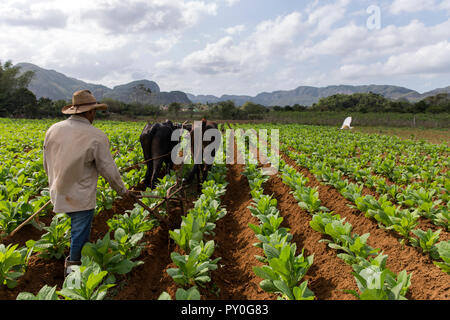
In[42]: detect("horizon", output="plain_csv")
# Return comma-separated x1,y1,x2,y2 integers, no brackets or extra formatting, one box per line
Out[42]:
1,1,449,96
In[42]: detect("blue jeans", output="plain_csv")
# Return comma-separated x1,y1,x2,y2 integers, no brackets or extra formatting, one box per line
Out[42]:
68,209,95,262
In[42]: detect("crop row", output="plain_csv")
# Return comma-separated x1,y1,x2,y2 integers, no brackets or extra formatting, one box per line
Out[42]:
160,148,229,300
279,160,413,299
237,130,315,300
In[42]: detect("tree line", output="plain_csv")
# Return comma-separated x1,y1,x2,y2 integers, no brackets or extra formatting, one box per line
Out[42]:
0,61,448,120
310,92,449,114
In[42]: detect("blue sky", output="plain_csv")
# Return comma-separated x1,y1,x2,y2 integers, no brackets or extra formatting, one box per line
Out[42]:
0,0,449,96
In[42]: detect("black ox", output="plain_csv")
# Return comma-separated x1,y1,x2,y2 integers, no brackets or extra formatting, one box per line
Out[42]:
140,120,179,189
140,119,219,192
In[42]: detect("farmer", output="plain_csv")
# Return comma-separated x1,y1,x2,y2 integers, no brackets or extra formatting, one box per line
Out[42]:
43,89,135,276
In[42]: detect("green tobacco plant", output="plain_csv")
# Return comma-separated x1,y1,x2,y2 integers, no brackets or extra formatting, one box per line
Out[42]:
433,206,449,231
249,214,288,239
81,233,143,278
321,219,353,244
348,254,412,300
201,181,227,200
206,166,228,185
96,177,116,213
170,213,205,253
342,183,363,203
26,213,70,260
329,233,380,265
253,244,314,300
167,244,220,287
248,195,279,217
17,285,59,300
0,244,32,289
158,286,201,300
0,200,34,234
107,206,156,235
433,241,450,274
281,167,309,190
390,209,420,240
57,257,116,300
112,228,144,261
292,281,315,300
316,216,380,265
348,266,411,300
243,164,269,189
193,195,227,223
188,240,216,262
254,231,293,256
310,211,340,234
293,187,328,214
410,229,441,259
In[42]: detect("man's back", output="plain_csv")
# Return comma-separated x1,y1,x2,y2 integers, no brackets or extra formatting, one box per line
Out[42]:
44,115,124,213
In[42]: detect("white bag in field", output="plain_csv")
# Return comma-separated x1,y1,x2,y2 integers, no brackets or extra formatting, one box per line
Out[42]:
340,117,353,130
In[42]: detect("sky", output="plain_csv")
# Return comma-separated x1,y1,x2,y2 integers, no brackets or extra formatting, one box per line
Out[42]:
0,0,449,96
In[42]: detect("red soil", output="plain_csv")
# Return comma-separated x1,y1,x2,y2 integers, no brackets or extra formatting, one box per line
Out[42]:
205,160,274,300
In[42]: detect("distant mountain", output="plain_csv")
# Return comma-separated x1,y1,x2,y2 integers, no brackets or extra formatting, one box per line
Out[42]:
16,63,191,106
421,86,450,98
188,85,432,106
17,62,448,108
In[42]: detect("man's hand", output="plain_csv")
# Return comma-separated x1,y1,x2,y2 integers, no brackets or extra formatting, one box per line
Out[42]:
124,189,138,199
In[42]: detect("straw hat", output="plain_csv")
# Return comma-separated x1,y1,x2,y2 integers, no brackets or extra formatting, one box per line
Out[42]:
62,90,108,115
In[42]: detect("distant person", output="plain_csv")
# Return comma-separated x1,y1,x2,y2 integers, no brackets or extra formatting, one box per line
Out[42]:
43,89,135,276
340,117,353,130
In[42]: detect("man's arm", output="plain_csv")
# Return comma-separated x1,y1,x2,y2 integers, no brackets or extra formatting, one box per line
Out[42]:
94,134,129,196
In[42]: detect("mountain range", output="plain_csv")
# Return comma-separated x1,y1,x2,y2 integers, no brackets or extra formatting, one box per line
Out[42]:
17,63,191,106
17,62,449,107
188,85,450,106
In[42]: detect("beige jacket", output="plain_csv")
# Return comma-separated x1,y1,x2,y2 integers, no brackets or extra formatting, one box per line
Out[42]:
43,115,127,213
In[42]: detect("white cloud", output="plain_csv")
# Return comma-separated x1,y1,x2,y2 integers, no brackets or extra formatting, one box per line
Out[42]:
304,0,351,36
224,0,240,7
225,24,246,35
82,0,217,34
339,41,450,79
440,0,450,11
180,12,303,75
182,36,244,74
383,40,450,75
0,1,68,29
0,0,217,34
251,12,303,56
293,18,450,62
390,0,438,14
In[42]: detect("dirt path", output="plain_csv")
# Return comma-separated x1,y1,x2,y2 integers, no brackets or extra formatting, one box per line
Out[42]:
282,153,450,300
113,192,189,300
208,139,274,300
112,209,180,300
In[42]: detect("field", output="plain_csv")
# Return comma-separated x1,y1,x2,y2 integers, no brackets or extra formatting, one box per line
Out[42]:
0,117,449,300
